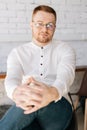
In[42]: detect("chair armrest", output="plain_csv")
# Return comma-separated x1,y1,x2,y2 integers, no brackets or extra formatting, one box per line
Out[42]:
68,92,79,110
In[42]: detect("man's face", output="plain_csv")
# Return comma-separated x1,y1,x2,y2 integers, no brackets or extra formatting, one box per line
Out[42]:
31,11,56,45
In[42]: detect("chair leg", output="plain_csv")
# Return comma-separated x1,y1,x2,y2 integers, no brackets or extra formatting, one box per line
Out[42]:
84,99,87,130
74,96,80,110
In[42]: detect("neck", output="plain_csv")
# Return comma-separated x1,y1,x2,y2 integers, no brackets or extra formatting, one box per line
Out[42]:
32,38,51,47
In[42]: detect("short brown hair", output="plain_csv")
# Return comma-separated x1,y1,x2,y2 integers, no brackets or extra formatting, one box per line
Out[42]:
32,5,57,21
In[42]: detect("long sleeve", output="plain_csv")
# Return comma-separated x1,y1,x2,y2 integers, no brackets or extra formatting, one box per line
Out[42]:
5,49,23,99
52,44,76,99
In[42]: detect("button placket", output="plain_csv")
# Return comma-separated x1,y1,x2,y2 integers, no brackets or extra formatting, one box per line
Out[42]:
39,47,44,78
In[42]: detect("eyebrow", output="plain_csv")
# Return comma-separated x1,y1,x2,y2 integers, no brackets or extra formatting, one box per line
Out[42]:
33,20,43,22
33,20,56,24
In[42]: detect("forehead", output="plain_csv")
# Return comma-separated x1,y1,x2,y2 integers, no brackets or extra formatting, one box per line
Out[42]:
33,11,56,23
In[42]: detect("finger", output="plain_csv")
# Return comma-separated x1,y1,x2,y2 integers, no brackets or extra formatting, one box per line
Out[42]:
17,94,30,102
27,85,43,94
25,77,45,90
26,77,33,85
16,98,41,108
20,83,43,93
13,93,31,104
16,103,33,110
18,87,43,101
24,91,42,101
31,79,44,87
14,88,42,103
26,76,36,85
27,99,41,106
17,86,32,93
24,106,38,114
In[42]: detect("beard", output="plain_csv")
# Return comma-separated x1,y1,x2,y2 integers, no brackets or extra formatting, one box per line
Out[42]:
33,31,54,43
36,35,51,43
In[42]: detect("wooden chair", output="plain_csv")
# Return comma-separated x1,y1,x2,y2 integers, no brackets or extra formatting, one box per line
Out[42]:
66,92,78,130
69,69,87,130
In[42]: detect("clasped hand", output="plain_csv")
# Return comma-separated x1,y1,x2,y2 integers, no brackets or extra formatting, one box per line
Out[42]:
12,77,58,114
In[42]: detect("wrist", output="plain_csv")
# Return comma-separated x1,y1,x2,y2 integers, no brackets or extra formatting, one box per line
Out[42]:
50,86,59,102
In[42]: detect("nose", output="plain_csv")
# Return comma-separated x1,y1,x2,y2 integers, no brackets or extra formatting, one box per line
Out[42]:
42,25,48,32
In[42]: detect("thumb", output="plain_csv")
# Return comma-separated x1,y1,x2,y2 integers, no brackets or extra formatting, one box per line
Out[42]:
26,76,36,85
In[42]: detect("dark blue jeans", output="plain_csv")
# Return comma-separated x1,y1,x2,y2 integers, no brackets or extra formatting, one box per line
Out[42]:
0,97,72,130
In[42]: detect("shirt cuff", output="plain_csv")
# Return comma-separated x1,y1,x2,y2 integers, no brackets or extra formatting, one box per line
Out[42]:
52,80,67,103
5,85,17,100
54,95,61,103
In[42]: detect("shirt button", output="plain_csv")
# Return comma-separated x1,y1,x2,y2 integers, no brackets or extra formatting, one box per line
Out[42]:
41,47,43,49
41,55,43,57
40,73,43,76
40,63,43,66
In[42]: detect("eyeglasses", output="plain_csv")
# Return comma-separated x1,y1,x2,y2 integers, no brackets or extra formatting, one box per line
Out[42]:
33,21,56,31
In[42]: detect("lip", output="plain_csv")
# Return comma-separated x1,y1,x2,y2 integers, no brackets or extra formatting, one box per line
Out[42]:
40,33,48,37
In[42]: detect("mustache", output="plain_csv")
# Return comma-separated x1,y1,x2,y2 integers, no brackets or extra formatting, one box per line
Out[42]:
39,32,49,35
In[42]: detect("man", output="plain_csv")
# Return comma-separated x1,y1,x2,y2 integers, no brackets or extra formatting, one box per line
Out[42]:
0,5,76,130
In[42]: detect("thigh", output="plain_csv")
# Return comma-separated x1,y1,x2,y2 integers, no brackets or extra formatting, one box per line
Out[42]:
0,104,36,130
22,119,42,130
37,97,72,130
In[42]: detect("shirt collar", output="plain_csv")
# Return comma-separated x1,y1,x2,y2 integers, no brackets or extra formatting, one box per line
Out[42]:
31,40,52,50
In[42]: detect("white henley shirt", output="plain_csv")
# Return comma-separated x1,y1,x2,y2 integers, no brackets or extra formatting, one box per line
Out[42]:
5,40,76,100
